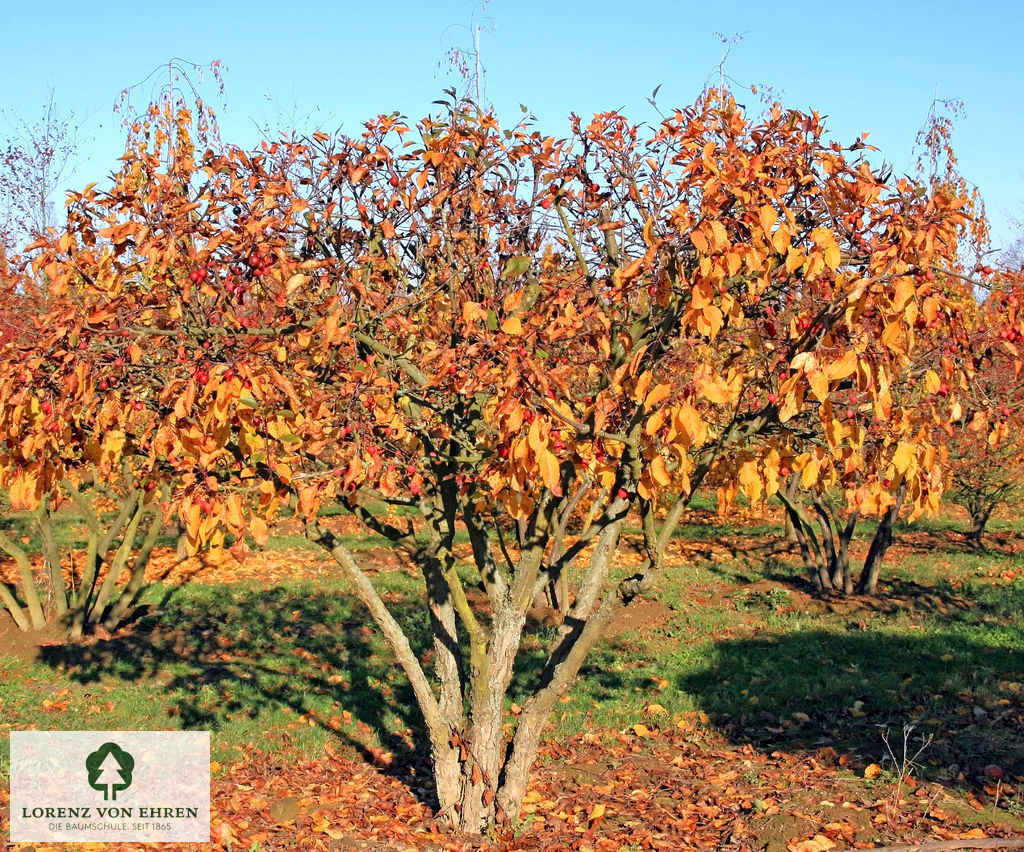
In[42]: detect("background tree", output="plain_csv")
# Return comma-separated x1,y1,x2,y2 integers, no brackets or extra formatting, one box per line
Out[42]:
0,70,221,636
0,87,80,258
773,279,974,595
940,272,1024,547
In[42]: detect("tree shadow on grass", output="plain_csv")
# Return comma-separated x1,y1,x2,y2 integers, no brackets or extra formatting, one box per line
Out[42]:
677,620,1024,785
34,581,440,804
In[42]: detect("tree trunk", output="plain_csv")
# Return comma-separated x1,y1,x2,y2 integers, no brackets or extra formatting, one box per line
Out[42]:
837,511,858,595
778,479,829,590
0,580,31,630
856,483,907,596
68,533,100,640
966,499,995,550
36,504,68,617
497,518,624,823
309,494,632,834
812,494,858,594
102,505,163,630
305,519,466,820
87,494,146,626
0,529,45,629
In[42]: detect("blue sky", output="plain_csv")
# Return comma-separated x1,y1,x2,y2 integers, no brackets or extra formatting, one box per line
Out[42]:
2,0,1022,251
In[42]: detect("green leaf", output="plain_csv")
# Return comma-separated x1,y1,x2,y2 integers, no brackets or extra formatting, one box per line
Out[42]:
279,434,302,443
502,256,532,280
239,396,259,408
520,282,541,312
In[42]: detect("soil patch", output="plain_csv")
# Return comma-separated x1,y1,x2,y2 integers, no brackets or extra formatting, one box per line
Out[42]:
603,596,674,637
0,606,65,662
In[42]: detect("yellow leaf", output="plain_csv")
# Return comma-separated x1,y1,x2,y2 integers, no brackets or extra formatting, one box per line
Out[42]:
738,458,764,502
810,227,841,272
893,275,915,310
787,834,836,852
672,403,707,447
644,382,672,410
825,350,858,382
644,408,666,436
528,418,546,453
778,385,802,423
924,369,941,394
649,455,671,487
589,803,607,823
697,375,730,405
642,215,656,246
620,256,644,280
633,371,653,404
707,220,729,252
700,303,724,339
892,441,915,475
285,272,308,295
646,703,668,714
636,477,651,501
632,723,651,738
881,320,906,353
500,316,522,336
251,517,270,547
725,250,742,277
825,243,840,270
808,370,829,404
772,224,791,255
800,457,820,489
759,205,778,239
538,447,561,494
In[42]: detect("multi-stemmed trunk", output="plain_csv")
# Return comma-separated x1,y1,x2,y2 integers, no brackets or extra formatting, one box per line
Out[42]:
306,480,649,832
960,493,998,550
0,481,164,638
779,477,858,594
779,478,908,598
854,482,907,596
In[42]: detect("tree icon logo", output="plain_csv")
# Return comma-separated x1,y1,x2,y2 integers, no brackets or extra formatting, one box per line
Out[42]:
85,742,135,801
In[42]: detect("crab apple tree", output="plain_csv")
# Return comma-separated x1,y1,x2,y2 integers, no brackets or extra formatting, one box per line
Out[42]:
937,272,1024,547
8,89,971,831
771,263,980,595
0,273,177,637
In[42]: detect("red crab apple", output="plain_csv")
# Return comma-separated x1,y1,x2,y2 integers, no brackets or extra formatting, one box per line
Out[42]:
984,764,1003,781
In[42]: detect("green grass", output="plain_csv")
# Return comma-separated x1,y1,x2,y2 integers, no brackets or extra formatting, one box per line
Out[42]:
2,491,1023,793
0,574,433,777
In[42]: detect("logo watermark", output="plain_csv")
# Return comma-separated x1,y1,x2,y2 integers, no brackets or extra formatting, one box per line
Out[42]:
10,731,210,842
